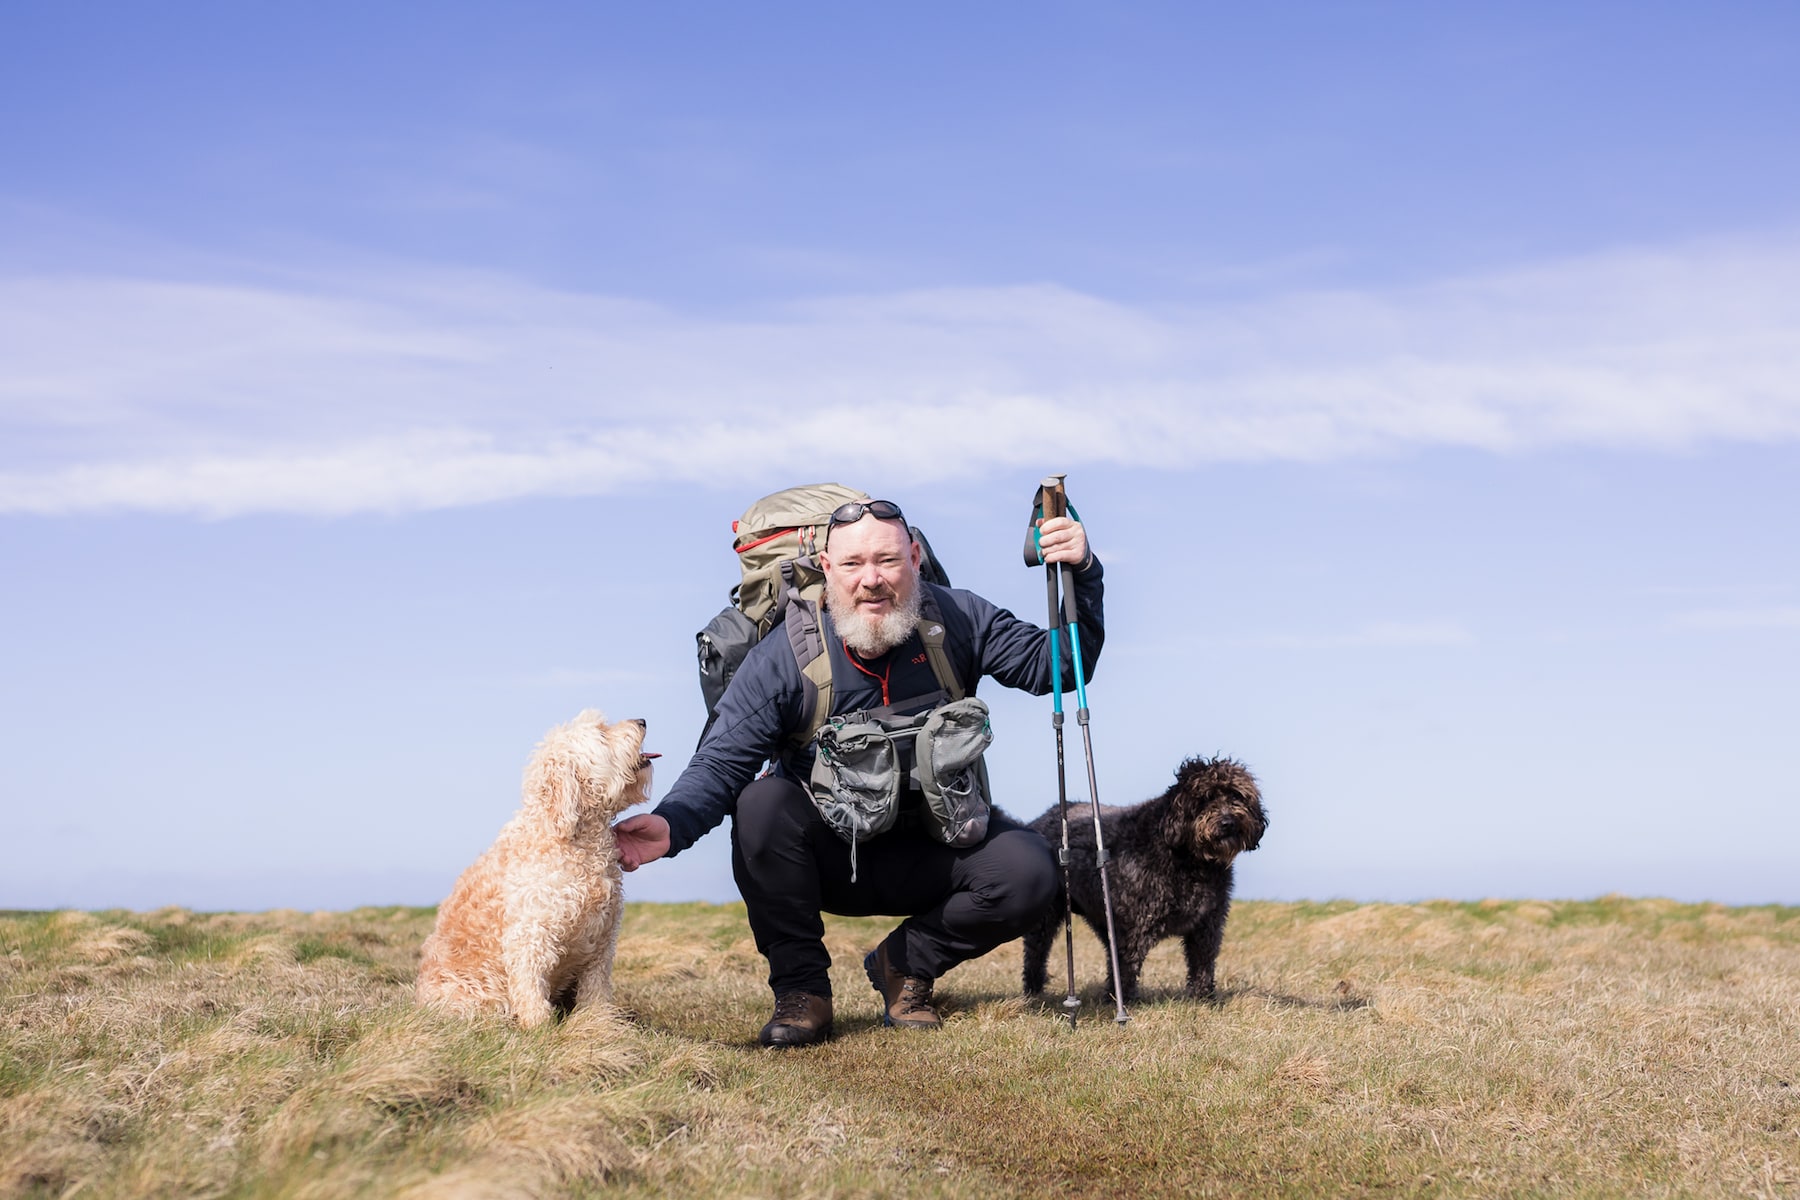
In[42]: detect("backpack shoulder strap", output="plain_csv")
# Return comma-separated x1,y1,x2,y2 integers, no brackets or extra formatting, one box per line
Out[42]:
783,593,834,749
916,587,964,702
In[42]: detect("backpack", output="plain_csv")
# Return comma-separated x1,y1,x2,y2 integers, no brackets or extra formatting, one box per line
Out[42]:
693,484,953,744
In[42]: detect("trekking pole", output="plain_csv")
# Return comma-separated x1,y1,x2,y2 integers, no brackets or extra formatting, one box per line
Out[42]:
1030,475,1130,1026
1028,475,1080,1029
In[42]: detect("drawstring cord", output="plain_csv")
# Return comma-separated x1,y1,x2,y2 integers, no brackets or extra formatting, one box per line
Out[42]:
843,641,893,706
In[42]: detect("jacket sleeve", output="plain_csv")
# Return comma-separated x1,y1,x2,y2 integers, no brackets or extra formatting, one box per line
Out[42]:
954,555,1105,695
651,633,806,857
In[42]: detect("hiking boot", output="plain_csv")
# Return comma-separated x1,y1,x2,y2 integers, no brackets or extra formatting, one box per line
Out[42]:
863,939,942,1029
758,991,833,1048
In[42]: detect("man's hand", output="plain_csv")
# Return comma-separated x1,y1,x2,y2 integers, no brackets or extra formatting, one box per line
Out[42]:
613,813,671,871
1036,515,1089,567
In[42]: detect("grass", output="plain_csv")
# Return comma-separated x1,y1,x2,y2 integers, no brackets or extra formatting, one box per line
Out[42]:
3,897,1798,1198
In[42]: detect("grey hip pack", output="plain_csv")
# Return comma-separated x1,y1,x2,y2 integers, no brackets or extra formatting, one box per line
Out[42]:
808,696,994,880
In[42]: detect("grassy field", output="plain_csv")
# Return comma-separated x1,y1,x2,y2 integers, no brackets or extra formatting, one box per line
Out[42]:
2,897,1797,1198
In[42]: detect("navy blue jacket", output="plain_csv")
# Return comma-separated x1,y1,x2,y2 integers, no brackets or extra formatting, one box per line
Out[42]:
655,559,1107,857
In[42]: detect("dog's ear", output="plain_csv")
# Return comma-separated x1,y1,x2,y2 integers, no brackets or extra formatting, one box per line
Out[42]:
1172,757,1216,809
1234,791,1268,852
523,742,584,839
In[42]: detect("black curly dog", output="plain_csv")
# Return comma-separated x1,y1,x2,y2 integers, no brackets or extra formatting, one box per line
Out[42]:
1022,756,1267,1004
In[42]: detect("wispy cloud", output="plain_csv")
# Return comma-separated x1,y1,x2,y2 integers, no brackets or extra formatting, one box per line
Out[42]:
515,666,666,687
4,231,1799,516
1226,620,1477,651
1666,606,1800,632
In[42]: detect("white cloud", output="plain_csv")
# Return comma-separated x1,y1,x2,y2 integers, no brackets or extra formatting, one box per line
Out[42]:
513,667,667,689
1230,621,1477,651
4,231,1799,516
1667,606,1800,632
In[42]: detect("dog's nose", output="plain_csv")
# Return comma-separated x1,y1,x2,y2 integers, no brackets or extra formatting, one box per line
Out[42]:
632,718,647,729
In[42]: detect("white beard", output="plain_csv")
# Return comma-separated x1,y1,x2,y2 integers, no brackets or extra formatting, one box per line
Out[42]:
826,577,924,658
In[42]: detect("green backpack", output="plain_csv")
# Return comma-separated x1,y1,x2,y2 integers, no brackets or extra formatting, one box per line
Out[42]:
693,484,953,743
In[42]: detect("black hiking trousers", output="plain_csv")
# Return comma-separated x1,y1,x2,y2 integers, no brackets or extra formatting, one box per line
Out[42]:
730,774,1059,999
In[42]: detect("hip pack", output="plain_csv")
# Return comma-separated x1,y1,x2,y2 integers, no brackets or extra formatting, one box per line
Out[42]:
808,696,994,880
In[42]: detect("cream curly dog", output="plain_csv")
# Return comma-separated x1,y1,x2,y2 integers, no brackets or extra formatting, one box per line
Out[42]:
416,710,656,1026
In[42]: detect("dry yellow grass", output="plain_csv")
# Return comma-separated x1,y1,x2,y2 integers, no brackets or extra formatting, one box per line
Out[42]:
2,897,1796,1198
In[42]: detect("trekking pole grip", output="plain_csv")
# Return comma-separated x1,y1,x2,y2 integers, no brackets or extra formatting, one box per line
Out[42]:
1024,474,1069,567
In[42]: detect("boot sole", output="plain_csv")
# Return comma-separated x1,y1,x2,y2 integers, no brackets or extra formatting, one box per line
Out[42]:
759,1022,833,1048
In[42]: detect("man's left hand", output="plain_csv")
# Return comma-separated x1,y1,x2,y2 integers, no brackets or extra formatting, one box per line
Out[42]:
1036,515,1089,567
613,813,671,871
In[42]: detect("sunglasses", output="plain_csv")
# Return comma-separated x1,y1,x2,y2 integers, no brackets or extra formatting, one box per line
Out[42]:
829,499,906,527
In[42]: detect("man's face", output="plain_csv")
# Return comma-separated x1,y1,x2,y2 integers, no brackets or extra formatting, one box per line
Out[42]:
820,515,922,622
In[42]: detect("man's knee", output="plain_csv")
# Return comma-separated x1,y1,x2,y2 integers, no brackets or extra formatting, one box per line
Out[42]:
1014,835,1059,912
732,776,812,863
985,829,1059,921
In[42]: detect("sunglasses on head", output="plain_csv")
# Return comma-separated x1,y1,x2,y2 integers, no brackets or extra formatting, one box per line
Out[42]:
829,499,906,527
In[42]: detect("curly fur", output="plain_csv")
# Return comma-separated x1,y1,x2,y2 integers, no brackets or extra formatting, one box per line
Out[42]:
1022,755,1267,1004
416,710,653,1026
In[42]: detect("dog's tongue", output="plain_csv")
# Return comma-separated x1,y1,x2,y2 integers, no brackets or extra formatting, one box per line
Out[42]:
641,752,661,760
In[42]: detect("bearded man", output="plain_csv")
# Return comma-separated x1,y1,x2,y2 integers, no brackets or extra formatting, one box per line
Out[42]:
614,498,1103,1047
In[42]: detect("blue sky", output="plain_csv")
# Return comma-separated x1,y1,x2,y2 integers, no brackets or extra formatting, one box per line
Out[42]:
3,4,1796,911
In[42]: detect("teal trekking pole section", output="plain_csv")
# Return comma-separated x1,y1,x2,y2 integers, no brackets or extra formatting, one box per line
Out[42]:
1031,479,1078,1028
1027,474,1129,1026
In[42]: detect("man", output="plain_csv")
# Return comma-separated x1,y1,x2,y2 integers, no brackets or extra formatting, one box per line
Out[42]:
614,498,1102,1046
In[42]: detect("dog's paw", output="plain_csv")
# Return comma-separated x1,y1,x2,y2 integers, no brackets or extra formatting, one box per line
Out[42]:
510,995,556,1028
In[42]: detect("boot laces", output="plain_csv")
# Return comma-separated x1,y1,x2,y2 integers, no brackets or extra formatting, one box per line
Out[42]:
896,975,935,1015
773,992,815,1022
